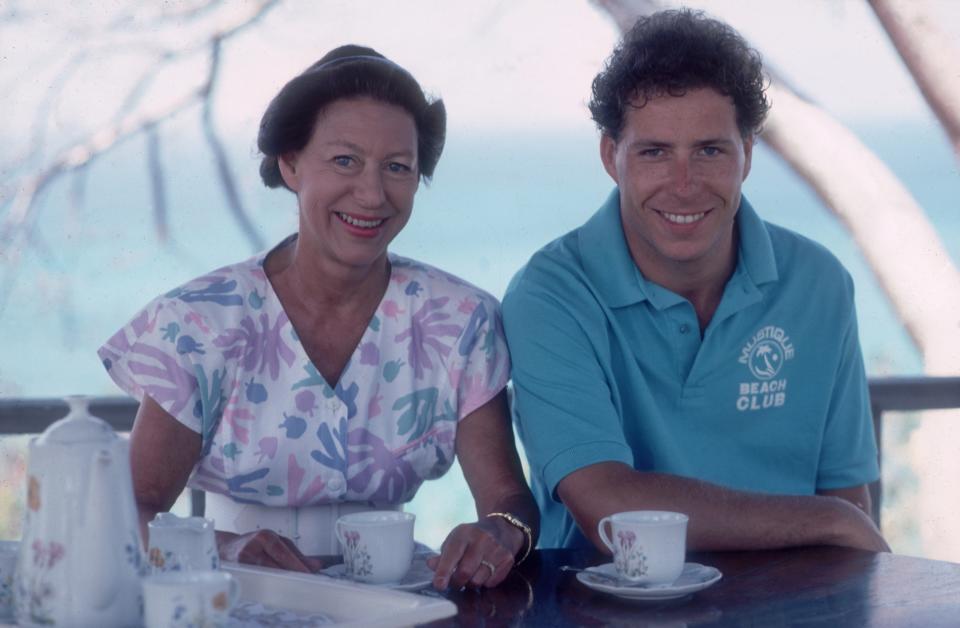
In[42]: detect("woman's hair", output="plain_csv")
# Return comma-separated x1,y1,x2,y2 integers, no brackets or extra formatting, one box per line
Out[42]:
589,9,769,140
258,45,446,189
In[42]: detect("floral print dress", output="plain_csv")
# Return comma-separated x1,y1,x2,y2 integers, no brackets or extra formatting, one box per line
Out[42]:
98,237,510,507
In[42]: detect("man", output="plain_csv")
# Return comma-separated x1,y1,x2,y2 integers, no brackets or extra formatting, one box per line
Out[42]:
502,9,889,553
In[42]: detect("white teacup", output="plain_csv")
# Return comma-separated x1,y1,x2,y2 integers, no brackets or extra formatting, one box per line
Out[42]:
143,571,240,628
598,510,688,584
148,512,219,573
0,541,18,621
335,511,415,584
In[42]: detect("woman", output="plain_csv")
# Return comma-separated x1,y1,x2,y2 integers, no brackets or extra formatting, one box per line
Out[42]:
98,45,538,590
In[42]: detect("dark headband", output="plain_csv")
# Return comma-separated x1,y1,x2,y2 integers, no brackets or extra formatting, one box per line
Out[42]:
310,54,408,74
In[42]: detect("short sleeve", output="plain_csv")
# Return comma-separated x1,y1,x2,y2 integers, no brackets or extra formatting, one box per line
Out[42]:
503,274,634,501
452,295,511,420
97,296,212,434
816,297,880,489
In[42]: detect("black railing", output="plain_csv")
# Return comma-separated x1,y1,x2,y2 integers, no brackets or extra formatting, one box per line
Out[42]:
0,396,138,433
2,376,959,527
0,395,204,517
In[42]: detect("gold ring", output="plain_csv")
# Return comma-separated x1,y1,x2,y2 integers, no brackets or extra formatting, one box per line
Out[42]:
480,559,496,575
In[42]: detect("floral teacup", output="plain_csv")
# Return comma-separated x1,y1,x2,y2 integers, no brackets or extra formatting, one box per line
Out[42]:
335,511,415,585
143,571,239,628
598,511,688,585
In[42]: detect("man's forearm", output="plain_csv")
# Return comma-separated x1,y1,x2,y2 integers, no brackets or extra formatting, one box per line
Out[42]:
817,485,872,517
558,463,888,553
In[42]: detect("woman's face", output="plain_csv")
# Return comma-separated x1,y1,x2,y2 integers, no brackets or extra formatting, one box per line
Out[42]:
280,97,419,274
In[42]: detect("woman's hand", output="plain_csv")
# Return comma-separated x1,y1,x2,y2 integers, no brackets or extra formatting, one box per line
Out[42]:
427,517,523,590
430,390,540,590
216,529,324,573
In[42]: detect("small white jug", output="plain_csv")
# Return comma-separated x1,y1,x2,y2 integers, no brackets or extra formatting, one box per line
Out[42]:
148,513,219,573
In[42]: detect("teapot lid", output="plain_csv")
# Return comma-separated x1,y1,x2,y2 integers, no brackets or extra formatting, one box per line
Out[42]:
40,396,116,445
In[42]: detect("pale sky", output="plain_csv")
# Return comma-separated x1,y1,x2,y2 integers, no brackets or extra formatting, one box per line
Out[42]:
221,0,960,135
3,0,960,163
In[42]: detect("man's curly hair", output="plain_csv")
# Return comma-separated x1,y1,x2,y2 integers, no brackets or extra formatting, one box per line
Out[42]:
589,9,769,139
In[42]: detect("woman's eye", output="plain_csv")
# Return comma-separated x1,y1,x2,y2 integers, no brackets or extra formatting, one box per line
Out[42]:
387,162,412,174
333,155,354,167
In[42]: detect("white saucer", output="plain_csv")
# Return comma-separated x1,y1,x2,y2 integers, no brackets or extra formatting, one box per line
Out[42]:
321,553,436,592
575,562,722,601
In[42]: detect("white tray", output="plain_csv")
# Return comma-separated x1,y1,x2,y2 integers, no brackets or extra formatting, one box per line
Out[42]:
223,562,457,627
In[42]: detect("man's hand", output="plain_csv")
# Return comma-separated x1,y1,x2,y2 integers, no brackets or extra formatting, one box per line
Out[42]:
216,529,324,573
826,497,891,552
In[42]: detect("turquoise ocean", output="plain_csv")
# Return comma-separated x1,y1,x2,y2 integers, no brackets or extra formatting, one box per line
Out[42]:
1,120,958,548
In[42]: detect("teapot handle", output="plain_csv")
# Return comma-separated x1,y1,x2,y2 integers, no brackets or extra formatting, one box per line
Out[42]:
75,449,122,610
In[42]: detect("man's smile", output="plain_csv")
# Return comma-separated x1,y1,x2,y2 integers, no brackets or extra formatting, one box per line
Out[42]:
655,209,709,225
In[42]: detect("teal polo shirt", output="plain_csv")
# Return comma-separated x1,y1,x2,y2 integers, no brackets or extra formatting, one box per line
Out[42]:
502,190,879,549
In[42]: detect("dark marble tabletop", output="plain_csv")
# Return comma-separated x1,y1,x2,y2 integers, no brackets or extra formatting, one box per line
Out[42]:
422,545,960,627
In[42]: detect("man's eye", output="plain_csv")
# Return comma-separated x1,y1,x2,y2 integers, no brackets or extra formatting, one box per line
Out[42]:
701,146,721,156
333,155,354,167
387,162,412,174
640,148,664,158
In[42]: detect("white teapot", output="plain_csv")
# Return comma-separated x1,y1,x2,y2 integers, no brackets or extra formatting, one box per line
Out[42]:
15,396,145,628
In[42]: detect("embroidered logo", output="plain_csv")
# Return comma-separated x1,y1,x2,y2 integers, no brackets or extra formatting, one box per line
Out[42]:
736,325,794,411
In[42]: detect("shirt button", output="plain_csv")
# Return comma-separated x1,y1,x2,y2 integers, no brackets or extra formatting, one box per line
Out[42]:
325,399,340,413
328,477,344,492
679,324,690,334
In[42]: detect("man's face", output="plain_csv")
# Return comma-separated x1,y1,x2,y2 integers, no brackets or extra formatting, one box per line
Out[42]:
600,87,753,286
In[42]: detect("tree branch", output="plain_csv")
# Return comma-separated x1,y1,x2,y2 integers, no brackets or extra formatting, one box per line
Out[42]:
869,0,960,158
146,123,169,244
201,35,266,251
0,0,279,314
761,84,960,372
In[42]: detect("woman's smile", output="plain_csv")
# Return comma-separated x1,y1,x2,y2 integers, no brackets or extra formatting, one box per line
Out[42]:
334,210,387,237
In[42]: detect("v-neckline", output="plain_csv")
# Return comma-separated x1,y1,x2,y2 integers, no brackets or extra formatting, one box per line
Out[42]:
257,237,395,394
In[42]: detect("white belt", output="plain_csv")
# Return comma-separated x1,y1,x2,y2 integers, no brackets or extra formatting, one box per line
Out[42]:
205,492,401,556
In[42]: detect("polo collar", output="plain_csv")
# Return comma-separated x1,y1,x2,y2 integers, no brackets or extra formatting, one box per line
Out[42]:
578,189,649,308
578,189,778,310
736,195,779,285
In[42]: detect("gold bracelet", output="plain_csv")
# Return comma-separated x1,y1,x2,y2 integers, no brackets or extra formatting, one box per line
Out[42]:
486,512,532,565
